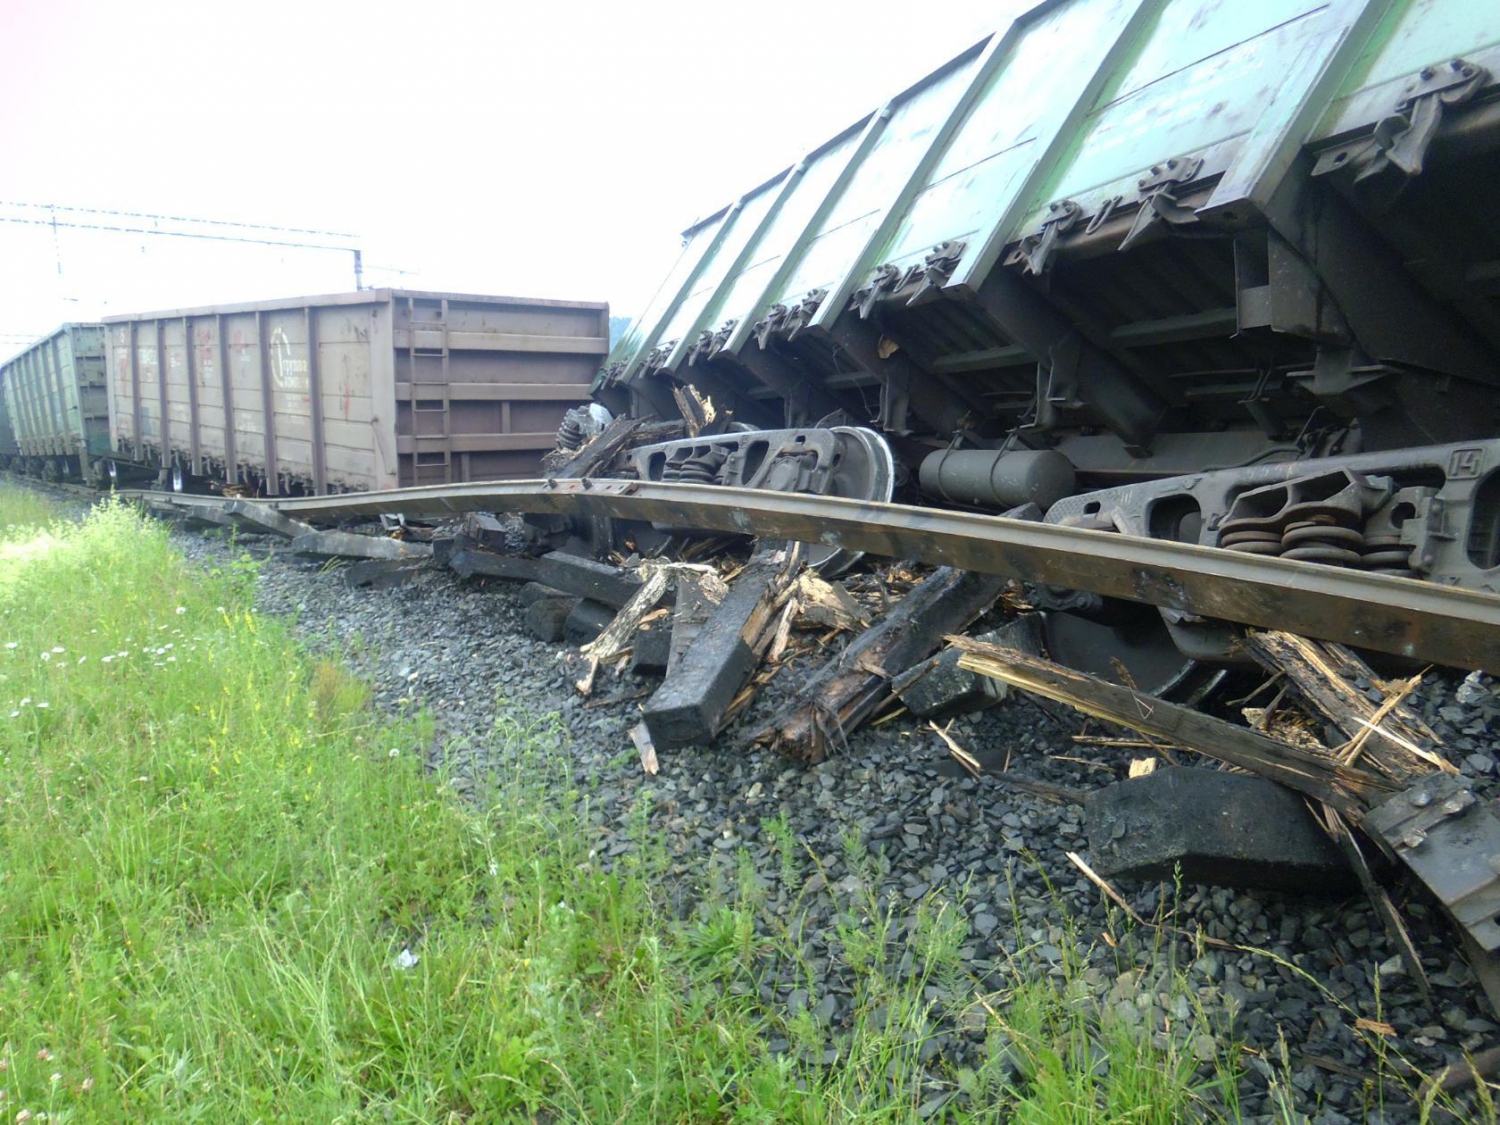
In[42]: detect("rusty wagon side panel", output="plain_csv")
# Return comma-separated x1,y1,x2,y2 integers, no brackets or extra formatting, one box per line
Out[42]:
104,290,608,494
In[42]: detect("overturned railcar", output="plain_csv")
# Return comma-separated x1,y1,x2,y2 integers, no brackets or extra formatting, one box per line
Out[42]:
593,0,1500,671
104,290,609,495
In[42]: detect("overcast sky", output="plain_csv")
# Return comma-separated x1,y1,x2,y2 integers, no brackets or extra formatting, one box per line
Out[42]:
0,1,1008,347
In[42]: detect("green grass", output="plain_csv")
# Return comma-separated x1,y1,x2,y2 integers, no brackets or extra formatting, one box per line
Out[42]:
0,484,1290,1122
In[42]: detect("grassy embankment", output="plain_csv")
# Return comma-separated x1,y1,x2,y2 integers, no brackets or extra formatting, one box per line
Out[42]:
0,485,1265,1122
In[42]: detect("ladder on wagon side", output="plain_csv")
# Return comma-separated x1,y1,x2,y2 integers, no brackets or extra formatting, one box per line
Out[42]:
407,295,455,485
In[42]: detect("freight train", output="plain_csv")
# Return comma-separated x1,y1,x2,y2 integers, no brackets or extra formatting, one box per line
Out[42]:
6,0,1500,689
0,290,610,494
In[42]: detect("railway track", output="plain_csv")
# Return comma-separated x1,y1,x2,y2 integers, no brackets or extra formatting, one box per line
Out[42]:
116,479,1500,675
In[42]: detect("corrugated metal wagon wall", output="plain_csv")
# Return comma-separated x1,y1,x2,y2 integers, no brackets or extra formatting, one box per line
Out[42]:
0,325,108,479
598,0,1500,479
104,289,607,494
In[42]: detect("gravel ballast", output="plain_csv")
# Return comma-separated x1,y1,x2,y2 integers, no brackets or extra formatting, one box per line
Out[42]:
170,522,1500,1122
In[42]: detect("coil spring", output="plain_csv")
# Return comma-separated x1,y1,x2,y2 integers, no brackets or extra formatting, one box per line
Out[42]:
1280,516,1364,566
1220,514,1417,576
661,451,725,485
1359,533,1418,578
556,415,585,452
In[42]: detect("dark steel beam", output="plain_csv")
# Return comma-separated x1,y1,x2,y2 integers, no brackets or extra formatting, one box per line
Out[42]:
239,477,1500,675
669,360,782,430
708,346,852,426
1264,178,1500,388
820,316,977,434
971,272,1166,448
931,344,1032,374
1108,307,1239,349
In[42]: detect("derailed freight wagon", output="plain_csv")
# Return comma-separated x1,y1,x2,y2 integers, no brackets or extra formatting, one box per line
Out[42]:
0,324,108,482
592,0,1500,674
104,289,609,495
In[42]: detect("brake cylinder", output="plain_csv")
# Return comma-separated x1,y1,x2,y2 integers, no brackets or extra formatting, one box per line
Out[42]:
918,448,1076,512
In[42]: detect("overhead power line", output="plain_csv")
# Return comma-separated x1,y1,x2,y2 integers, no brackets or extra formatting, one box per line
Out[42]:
0,201,369,295
0,215,355,252
0,200,356,241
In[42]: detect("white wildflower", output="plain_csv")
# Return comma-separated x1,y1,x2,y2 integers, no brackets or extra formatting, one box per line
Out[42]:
50,647,63,654
76,656,86,665
102,656,113,664
3,643,14,650
8,712,17,720
395,948,419,970
388,748,400,758
175,607,187,615
38,653,50,662
19,698,29,706
35,703,47,710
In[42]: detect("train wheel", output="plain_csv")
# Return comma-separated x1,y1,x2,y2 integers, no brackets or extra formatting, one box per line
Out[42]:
811,427,898,574
172,462,185,493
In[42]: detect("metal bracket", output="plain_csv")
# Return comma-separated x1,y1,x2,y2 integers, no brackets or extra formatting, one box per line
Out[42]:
1085,195,1123,236
752,305,789,349
1118,156,1204,253
709,319,737,361
1363,775,1500,953
685,320,739,366
905,240,968,306
783,289,827,340
642,341,676,373
1010,199,1082,276
684,330,717,367
1366,59,1489,180
853,265,901,319
877,364,913,435
1022,334,1085,435
1313,58,1489,198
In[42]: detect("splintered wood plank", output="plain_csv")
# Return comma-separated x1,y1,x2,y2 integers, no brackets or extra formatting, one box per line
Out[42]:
554,415,646,479
761,568,1006,761
950,637,1397,817
642,547,800,748
1240,631,1449,781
